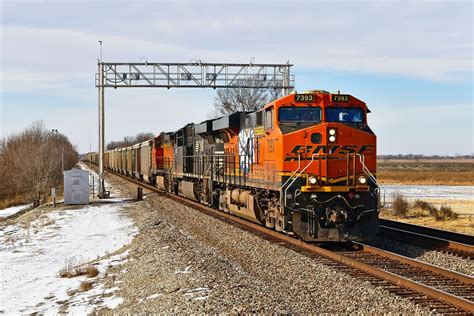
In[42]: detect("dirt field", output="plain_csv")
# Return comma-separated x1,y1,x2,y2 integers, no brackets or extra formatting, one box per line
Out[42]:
377,159,474,185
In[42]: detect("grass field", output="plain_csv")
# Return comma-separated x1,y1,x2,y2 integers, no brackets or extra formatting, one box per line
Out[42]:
377,159,474,185
377,159,473,234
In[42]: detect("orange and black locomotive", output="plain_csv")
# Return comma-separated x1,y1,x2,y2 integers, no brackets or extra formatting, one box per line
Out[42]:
86,90,382,242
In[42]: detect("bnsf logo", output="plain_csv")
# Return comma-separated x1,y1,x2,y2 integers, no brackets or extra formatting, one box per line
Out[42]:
284,145,374,161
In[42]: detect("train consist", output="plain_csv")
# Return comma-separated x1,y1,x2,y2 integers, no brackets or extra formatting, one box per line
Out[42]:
85,90,382,242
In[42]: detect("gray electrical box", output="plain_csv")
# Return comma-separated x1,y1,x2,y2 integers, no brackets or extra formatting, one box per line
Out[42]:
64,169,90,205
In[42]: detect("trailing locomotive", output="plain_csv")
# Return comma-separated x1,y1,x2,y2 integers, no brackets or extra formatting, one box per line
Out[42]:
85,90,383,242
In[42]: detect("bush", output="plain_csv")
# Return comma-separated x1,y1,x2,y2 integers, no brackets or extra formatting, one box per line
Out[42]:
412,199,437,217
59,258,99,278
59,258,82,278
79,281,93,292
410,199,458,221
84,265,99,278
392,192,410,217
435,205,459,221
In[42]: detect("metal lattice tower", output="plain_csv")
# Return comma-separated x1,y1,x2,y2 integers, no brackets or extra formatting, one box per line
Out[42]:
95,61,295,198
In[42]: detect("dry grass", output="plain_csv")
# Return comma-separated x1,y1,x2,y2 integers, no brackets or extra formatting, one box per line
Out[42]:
59,258,82,278
380,212,474,235
436,205,459,221
377,160,474,185
3,234,18,245
0,196,28,212
84,265,99,277
378,170,474,185
411,199,437,217
392,192,410,218
79,281,94,292
387,194,460,222
59,258,99,278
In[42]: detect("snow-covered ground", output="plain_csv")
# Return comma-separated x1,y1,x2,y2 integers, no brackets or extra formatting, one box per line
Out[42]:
383,185,474,201
0,204,32,218
0,164,138,314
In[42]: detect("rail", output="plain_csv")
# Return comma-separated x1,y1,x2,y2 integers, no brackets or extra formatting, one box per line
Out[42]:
88,163,474,314
378,218,474,259
379,219,474,245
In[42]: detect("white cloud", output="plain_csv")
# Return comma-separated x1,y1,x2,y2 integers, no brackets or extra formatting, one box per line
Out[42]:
0,1,472,154
1,1,472,91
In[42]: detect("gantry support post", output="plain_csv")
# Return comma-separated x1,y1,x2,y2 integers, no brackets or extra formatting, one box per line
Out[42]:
98,62,105,198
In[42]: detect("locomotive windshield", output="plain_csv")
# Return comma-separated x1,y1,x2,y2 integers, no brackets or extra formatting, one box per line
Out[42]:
278,107,321,123
326,107,364,123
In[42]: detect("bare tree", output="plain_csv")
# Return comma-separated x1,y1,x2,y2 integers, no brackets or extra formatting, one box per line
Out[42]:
0,121,78,208
134,132,154,143
213,79,283,116
106,132,155,150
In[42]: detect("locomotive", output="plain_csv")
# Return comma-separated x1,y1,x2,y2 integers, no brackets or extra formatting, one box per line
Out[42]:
85,90,382,242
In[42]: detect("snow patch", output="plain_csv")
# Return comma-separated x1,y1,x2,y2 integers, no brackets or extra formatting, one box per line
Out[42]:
384,185,474,201
65,251,132,313
0,170,138,314
0,203,32,218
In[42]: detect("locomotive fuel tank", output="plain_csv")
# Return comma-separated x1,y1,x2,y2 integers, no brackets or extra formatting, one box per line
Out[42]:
226,189,262,225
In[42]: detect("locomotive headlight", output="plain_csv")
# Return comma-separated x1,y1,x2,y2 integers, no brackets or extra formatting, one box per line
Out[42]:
328,135,336,142
358,176,367,185
329,128,336,136
308,176,317,185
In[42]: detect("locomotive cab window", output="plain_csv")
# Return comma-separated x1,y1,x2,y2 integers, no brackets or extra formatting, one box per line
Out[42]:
264,107,274,130
278,107,321,123
326,107,364,123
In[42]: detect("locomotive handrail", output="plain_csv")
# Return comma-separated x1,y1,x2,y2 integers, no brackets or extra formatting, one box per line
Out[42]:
283,153,318,207
280,154,301,199
282,153,385,209
356,154,386,208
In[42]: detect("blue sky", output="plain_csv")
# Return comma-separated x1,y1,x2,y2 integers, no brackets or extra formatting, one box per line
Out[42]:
1,0,472,155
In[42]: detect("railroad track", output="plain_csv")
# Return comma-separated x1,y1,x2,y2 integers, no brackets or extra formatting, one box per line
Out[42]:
95,166,474,314
378,219,474,260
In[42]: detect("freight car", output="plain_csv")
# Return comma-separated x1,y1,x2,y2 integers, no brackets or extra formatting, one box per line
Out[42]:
85,90,383,242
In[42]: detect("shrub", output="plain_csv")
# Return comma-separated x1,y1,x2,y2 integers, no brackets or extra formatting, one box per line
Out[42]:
392,192,410,217
59,258,82,278
79,281,93,292
59,258,99,278
84,265,99,278
412,199,437,217
435,205,459,221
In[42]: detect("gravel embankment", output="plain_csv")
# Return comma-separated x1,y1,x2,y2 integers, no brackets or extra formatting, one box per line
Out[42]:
365,236,474,276
92,170,432,314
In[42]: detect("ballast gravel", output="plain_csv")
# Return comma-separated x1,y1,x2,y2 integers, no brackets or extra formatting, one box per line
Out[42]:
94,172,432,314
366,236,474,276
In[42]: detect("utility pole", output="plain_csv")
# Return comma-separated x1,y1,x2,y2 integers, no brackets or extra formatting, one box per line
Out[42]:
98,61,105,198
95,59,294,198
